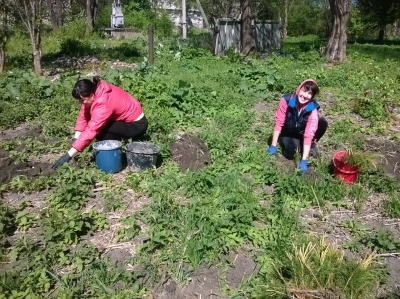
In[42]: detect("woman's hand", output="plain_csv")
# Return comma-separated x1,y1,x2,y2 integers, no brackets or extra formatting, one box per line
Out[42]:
298,160,308,173
266,145,277,155
52,153,72,169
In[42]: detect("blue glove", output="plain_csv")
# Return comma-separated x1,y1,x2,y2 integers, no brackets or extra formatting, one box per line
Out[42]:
52,153,71,169
298,159,308,173
266,145,277,155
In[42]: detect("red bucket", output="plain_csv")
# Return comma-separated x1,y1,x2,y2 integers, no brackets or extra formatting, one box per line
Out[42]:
333,151,360,184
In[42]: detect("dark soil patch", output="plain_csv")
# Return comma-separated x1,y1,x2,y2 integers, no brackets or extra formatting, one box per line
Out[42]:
0,125,53,184
154,253,259,299
0,125,42,141
366,139,400,180
0,151,53,185
169,134,210,172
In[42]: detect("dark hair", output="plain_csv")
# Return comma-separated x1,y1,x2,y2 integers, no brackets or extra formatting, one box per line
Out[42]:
71,76,101,99
302,81,319,98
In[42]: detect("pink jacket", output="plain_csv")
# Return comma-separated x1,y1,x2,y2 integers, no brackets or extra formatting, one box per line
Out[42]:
72,81,143,151
273,79,319,146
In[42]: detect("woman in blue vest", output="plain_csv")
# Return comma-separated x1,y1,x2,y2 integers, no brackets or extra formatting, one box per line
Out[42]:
266,79,328,173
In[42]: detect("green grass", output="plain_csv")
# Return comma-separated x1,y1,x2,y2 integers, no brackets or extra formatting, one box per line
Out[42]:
1,33,400,298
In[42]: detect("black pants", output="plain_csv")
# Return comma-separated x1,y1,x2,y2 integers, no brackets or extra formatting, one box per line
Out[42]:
96,116,148,141
279,117,328,160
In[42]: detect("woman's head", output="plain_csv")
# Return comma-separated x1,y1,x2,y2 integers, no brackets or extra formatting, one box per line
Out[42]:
72,76,101,107
297,80,319,105
301,80,319,97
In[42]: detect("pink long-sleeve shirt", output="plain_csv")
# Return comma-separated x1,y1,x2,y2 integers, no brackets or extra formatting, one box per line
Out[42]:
273,79,319,146
72,81,143,151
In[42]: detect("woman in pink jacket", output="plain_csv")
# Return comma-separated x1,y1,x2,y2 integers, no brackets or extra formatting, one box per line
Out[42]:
52,76,147,169
266,79,328,173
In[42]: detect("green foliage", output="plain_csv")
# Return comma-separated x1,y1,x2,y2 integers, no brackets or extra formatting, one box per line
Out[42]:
115,216,141,242
358,170,400,193
348,9,367,41
251,236,383,299
2,34,400,298
354,95,389,123
226,46,241,63
60,38,92,56
96,2,174,37
383,194,400,218
341,148,383,169
361,230,400,253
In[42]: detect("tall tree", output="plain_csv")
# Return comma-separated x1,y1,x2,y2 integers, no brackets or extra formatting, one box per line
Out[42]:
46,0,63,27
0,0,10,72
12,0,43,74
323,0,351,62
282,0,289,38
86,0,99,33
195,0,212,36
356,0,400,42
240,0,254,54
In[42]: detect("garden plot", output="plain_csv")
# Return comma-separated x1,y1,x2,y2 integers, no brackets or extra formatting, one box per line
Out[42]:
2,39,400,298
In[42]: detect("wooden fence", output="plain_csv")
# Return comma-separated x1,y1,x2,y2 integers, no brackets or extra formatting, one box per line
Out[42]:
213,18,281,55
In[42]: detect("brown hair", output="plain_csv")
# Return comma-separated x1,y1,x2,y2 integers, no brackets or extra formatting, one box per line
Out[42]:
301,81,319,98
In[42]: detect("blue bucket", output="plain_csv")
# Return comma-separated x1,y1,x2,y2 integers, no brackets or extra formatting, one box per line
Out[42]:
93,140,122,173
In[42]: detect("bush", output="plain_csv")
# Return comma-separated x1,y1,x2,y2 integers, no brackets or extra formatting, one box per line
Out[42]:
60,38,92,56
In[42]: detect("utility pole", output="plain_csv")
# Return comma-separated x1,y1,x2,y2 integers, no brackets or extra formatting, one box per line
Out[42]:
182,0,187,39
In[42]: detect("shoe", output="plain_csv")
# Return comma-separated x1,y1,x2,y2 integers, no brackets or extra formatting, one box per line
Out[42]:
310,141,320,158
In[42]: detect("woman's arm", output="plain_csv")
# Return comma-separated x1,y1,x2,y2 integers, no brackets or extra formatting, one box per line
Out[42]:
270,98,288,146
302,144,311,160
302,110,319,160
271,130,281,146
73,102,113,152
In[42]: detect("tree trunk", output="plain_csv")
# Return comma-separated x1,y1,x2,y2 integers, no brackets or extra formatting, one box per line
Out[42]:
240,0,255,55
195,0,212,36
0,0,7,73
0,48,4,73
46,0,63,27
86,0,93,33
30,28,42,74
323,0,351,62
86,0,99,34
92,0,98,26
282,0,288,38
391,21,398,36
12,0,43,74
378,25,385,43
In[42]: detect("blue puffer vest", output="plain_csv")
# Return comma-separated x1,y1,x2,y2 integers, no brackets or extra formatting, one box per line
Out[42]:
282,93,320,135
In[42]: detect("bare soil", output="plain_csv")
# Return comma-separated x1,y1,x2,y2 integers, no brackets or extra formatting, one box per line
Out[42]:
366,138,400,180
154,251,259,299
169,133,210,172
0,125,53,185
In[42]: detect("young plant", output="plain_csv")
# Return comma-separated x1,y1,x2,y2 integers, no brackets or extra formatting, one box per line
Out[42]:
341,148,384,170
